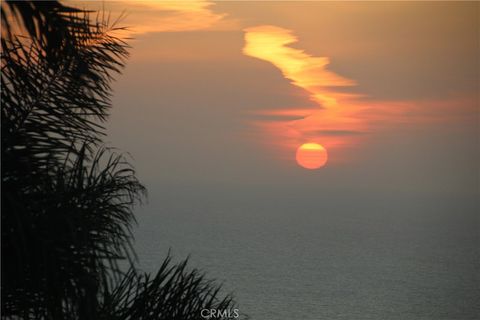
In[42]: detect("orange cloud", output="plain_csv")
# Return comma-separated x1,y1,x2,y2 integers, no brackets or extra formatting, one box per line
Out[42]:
242,23,475,167
130,1,231,34
76,0,237,37
244,25,357,108
243,25,368,163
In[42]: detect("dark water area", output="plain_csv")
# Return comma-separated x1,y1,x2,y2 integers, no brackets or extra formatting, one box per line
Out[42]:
133,186,479,320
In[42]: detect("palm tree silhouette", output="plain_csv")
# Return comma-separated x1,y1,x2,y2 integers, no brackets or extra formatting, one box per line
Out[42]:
1,1,239,319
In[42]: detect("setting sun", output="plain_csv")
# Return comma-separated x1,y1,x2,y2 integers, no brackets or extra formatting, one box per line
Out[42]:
296,143,328,169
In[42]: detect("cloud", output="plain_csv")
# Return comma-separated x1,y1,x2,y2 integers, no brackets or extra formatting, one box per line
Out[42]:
247,109,312,122
306,130,367,136
243,25,356,108
131,1,234,34
242,25,368,155
84,0,238,37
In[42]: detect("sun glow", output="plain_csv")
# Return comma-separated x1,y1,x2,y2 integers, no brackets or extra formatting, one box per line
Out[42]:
296,143,328,169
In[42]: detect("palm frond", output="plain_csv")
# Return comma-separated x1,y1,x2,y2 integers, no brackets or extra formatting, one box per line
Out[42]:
1,2,242,319
100,255,243,320
1,8,129,173
2,146,145,319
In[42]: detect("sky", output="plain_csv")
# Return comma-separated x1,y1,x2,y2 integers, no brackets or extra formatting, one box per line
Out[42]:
64,2,479,317
69,1,477,201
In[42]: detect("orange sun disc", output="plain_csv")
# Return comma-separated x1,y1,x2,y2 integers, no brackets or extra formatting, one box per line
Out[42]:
296,143,328,169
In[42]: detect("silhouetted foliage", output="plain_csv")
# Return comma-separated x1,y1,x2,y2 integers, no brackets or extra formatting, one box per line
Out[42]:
1,1,239,319
2,1,91,67
1,1,140,318
100,256,237,320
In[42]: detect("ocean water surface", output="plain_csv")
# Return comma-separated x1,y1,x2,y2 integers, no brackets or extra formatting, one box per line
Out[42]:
133,186,479,320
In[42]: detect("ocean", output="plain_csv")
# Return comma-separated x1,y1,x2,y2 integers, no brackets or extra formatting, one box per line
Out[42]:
132,185,479,320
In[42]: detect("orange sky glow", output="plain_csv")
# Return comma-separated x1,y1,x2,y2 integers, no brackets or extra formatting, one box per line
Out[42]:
72,0,237,36
72,1,478,172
